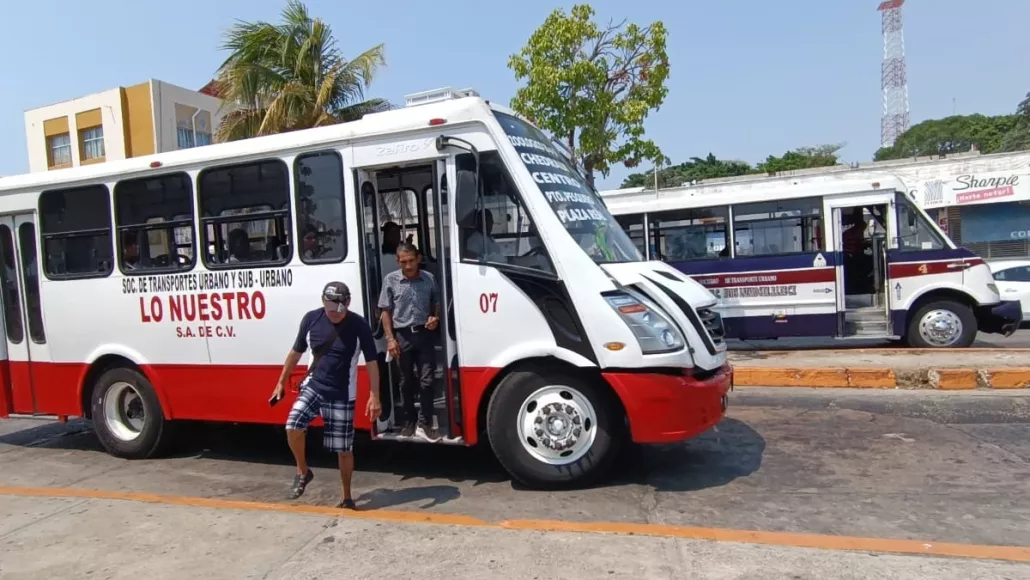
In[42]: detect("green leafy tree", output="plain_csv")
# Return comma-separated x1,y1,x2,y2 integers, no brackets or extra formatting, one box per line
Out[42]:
756,144,843,173
874,114,1017,160
1000,92,1030,152
213,0,390,142
621,153,752,188
509,3,670,187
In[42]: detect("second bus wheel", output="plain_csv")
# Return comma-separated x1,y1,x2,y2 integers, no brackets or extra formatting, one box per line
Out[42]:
90,367,174,459
486,369,623,489
905,299,977,348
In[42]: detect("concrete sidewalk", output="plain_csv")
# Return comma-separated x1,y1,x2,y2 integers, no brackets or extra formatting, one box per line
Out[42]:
1,493,1028,580
729,348,1030,389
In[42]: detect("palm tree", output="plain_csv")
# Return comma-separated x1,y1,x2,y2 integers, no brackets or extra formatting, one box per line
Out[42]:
213,0,390,142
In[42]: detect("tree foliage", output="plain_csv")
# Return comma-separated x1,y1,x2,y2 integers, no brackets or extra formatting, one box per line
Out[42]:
999,92,1030,153
213,0,390,142
620,145,843,189
756,144,843,174
873,114,1017,160
509,4,670,187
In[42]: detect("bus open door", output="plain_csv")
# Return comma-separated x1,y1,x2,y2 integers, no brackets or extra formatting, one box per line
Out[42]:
0,214,51,416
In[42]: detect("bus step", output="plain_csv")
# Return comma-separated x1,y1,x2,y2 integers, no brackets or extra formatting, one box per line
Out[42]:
846,319,888,336
373,431,465,446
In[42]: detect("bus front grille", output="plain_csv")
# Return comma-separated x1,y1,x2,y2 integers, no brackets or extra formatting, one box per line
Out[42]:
696,306,725,347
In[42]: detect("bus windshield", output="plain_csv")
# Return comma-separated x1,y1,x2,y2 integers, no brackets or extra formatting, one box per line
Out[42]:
492,111,642,264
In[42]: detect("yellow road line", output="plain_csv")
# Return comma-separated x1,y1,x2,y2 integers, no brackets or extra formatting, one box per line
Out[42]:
1,485,1028,564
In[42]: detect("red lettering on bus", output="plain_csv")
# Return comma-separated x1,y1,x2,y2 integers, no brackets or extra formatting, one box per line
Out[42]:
198,294,210,321
252,291,266,319
237,292,251,319
150,296,164,322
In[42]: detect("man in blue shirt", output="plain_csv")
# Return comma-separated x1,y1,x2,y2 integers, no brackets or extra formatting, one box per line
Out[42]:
271,281,381,508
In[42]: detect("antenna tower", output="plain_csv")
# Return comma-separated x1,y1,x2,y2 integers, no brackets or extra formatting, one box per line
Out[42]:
878,0,910,147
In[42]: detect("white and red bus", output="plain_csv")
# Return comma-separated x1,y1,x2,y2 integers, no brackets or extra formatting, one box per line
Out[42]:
605,176,1022,348
0,87,731,488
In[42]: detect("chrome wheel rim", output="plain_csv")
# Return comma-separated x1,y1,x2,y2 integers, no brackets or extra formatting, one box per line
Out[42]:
103,381,145,442
516,385,597,465
918,309,963,347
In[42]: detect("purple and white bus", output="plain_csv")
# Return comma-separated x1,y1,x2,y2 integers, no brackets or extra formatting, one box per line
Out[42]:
604,176,1022,348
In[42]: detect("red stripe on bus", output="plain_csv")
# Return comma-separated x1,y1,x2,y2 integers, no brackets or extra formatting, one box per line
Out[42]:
692,267,836,289
888,258,983,279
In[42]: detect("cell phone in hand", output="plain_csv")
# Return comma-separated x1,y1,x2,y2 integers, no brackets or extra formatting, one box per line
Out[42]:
269,392,283,407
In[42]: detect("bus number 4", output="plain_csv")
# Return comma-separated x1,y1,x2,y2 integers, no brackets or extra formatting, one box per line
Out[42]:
479,292,498,313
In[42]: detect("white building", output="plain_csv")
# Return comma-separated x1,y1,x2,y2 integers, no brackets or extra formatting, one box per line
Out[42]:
24,79,223,173
601,149,1030,260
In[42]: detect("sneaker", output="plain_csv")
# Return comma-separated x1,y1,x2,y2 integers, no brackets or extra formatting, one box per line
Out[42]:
288,469,314,499
416,425,441,443
335,498,357,510
399,423,416,438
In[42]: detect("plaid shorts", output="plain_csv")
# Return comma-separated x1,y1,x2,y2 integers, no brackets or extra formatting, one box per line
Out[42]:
285,379,355,453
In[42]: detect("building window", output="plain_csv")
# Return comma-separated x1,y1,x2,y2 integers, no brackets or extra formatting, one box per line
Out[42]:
39,184,114,279
80,126,105,160
48,133,72,167
177,126,213,149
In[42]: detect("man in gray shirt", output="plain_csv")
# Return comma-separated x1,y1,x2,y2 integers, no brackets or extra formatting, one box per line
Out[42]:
378,243,441,442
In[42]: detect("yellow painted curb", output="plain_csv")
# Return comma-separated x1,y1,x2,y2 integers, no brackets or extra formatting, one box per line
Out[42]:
733,365,1030,389
989,368,1030,389
934,369,978,390
734,367,895,388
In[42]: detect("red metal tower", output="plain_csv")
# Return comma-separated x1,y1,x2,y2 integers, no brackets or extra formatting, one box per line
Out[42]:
878,0,910,148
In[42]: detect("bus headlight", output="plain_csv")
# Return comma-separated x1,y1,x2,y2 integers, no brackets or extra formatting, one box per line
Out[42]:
604,291,685,354
987,283,999,295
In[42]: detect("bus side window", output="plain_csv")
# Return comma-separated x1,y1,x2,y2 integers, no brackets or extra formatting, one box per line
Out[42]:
614,213,647,257
731,197,823,257
649,207,730,262
198,160,292,268
895,193,946,251
113,173,196,274
455,151,554,274
295,151,346,264
39,184,114,279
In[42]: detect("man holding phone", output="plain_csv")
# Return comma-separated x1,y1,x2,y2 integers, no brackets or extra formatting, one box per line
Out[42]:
270,281,381,509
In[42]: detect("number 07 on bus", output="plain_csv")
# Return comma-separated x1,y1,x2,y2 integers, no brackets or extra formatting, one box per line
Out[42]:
0,87,732,489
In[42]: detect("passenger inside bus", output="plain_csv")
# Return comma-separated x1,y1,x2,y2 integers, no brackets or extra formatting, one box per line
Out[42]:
843,208,872,294
466,209,506,263
380,221,402,277
121,231,140,270
227,228,252,263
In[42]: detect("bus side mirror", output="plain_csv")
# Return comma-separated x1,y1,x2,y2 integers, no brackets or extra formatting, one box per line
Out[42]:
455,170,479,228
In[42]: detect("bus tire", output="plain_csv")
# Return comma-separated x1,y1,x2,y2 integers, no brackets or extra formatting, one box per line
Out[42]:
905,299,976,348
90,367,174,459
486,370,622,489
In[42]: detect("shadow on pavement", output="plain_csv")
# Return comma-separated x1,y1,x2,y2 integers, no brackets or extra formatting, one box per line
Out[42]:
1,415,766,499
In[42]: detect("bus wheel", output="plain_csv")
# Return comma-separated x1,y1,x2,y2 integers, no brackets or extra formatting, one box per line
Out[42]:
91,367,173,459
906,299,976,348
486,370,622,489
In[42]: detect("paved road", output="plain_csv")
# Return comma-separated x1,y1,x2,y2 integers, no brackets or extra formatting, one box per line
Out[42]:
2,388,1030,578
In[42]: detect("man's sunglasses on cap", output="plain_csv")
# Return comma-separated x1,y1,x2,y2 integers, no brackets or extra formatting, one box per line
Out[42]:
322,283,350,312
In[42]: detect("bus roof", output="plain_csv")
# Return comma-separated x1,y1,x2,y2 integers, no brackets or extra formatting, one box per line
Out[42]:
603,174,910,216
0,92,497,195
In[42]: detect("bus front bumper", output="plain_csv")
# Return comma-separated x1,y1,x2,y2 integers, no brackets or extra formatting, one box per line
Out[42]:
977,300,1023,337
604,364,733,444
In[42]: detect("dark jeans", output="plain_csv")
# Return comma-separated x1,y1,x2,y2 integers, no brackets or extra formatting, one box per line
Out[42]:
396,326,436,427
375,351,394,422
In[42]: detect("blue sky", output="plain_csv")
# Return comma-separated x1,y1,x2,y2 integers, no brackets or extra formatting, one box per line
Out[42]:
2,0,1027,189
